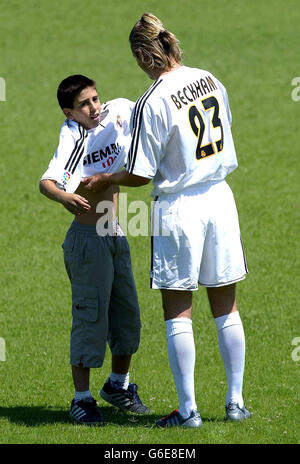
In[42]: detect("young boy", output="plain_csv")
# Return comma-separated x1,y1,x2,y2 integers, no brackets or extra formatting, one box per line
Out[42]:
39,74,149,425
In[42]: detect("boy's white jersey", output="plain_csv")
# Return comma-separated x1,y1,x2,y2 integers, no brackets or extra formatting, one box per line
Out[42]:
127,66,238,196
40,98,134,192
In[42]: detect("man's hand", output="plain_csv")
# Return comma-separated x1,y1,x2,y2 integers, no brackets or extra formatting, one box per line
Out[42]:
81,170,150,192
81,173,110,193
61,193,91,216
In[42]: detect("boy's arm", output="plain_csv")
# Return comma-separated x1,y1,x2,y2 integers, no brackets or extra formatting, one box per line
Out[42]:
39,179,90,216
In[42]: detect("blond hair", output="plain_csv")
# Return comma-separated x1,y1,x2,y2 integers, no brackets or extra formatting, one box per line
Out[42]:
129,13,182,71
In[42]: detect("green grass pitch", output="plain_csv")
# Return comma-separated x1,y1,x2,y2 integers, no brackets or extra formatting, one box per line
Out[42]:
0,0,299,445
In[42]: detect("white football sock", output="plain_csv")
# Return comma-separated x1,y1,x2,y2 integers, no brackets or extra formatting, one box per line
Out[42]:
214,311,245,408
165,317,197,419
109,372,130,390
74,389,93,402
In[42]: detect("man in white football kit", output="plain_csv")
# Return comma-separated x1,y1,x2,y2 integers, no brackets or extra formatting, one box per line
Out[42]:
40,75,149,425
83,14,251,427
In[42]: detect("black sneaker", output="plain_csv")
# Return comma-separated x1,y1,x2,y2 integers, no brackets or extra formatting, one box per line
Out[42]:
69,397,106,425
100,379,150,414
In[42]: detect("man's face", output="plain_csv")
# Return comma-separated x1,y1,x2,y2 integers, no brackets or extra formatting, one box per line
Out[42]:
64,86,101,130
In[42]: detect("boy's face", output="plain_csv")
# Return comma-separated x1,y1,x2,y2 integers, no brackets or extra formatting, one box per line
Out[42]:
63,86,101,130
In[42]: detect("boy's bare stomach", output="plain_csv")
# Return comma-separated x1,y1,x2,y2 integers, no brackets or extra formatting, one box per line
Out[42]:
74,183,119,225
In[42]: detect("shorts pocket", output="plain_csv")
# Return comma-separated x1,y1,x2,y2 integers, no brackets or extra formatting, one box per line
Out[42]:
62,230,76,260
72,284,99,322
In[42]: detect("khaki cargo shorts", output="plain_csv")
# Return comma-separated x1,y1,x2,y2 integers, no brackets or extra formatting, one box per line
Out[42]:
62,220,141,368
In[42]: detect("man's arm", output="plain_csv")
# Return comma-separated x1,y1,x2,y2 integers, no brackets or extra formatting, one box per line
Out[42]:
39,179,91,215
81,171,150,193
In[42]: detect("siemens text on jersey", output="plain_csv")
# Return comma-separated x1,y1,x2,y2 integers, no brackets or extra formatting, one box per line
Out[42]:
170,75,217,110
83,142,122,166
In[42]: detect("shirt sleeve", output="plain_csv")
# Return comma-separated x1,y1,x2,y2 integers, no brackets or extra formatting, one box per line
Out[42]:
126,101,163,178
40,121,87,192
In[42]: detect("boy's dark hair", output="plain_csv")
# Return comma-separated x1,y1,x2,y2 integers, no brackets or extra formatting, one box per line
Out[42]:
57,74,96,109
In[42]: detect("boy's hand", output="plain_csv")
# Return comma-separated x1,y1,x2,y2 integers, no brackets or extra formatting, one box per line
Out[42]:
81,174,110,193
61,193,91,216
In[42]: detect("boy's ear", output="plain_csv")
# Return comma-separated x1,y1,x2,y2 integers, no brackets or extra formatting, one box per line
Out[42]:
63,108,73,119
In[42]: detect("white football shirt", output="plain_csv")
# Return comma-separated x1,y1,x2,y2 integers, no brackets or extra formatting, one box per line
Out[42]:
41,98,134,192
127,66,238,196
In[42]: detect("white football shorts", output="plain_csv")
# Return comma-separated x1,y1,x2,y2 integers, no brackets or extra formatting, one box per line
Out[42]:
150,180,248,290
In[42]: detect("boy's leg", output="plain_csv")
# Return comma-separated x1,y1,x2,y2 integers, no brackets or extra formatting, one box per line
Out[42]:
72,366,90,394
69,364,105,425
106,236,141,370
101,352,150,414
71,358,134,400
109,354,131,390
111,354,131,373
100,235,149,413
63,223,113,425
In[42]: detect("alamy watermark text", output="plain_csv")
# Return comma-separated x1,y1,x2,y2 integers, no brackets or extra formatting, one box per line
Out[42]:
291,77,300,102
0,77,6,101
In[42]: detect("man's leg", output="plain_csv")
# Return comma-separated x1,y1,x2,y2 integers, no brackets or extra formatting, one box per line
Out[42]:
207,284,247,412
161,289,198,419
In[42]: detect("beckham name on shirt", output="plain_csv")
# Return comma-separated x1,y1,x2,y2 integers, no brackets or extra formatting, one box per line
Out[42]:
170,75,218,110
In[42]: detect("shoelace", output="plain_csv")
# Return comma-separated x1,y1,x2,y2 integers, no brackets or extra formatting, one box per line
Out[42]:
127,383,143,404
77,399,98,412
